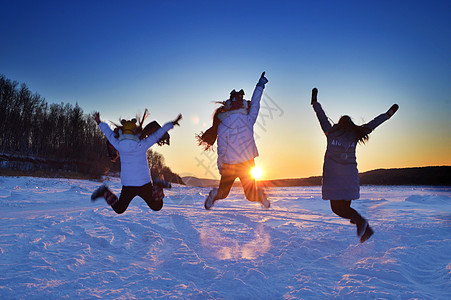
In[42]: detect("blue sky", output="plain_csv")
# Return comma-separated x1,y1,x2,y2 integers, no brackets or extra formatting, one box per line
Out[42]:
1,0,450,179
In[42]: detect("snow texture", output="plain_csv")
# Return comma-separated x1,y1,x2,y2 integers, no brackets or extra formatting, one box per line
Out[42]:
0,176,450,299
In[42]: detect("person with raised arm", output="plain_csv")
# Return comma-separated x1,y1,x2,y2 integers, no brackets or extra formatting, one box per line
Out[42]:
91,111,182,214
197,72,270,210
311,88,399,242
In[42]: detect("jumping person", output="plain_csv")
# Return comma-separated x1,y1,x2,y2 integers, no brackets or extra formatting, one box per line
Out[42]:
311,88,398,242
197,72,270,210
105,109,171,162
91,112,182,214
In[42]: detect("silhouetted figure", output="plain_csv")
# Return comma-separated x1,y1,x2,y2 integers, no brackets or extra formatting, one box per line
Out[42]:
197,72,270,209
311,88,399,242
91,112,182,214
106,109,170,162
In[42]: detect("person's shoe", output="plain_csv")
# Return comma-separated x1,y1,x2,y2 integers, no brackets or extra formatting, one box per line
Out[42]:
152,185,165,202
258,189,270,209
352,213,368,238
153,178,172,189
91,185,107,201
204,188,218,210
360,226,374,243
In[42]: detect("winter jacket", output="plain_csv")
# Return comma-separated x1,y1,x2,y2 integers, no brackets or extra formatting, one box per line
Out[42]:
216,86,264,172
313,102,389,200
99,121,174,187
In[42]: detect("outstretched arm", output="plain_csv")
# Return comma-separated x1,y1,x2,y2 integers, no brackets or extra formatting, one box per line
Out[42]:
311,88,332,134
248,72,268,124
95,112,120,148
364,104,399,131
141,114,182,148
172,114,182,126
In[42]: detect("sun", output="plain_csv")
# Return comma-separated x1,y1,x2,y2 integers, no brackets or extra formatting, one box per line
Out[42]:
251,166,263,180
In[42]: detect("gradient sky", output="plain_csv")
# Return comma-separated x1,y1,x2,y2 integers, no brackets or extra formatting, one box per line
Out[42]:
1,0,450,180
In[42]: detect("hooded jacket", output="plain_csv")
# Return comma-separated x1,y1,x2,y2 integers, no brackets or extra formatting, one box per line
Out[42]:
216,86,264,172
313,102,389,200
99,121,174,186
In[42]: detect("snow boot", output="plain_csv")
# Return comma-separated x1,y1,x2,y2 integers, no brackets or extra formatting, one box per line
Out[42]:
91,185,118,206
351,213,368,238
152,185,165,202
91,185,108,201
204,188,218,210
258,189,270,209
360,226,374,243
153,178,172,189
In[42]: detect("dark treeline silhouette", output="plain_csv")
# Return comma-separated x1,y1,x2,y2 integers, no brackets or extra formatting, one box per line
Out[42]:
256,166,451,187
182,166,451,187
147,149,184,184
0,74,183,183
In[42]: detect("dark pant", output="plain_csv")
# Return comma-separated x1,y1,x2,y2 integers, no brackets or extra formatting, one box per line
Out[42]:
215,159,261,202
112,182,163,214
330,200,361,222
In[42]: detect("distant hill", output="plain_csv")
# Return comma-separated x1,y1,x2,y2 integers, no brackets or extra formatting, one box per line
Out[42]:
181,176,220,187
358,166,451,186
182,166,451,187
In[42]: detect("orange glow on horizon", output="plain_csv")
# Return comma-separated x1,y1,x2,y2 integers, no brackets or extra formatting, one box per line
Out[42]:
251,166,263,180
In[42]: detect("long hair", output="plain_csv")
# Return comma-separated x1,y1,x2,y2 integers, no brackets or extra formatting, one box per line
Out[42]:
329,115,371,144
196,98,251,151
196,106,225,151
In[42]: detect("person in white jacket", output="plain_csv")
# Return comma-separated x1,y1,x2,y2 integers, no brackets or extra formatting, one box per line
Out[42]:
197,72,270,209
91,112,182,214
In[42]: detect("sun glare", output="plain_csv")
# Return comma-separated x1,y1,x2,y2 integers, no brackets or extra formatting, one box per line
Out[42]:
251,166,263,180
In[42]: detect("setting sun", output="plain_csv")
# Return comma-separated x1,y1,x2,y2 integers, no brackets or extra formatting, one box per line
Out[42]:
251,166,263,180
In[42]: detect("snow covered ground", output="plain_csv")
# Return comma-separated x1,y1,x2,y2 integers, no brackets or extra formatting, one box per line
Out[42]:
0,176,450,299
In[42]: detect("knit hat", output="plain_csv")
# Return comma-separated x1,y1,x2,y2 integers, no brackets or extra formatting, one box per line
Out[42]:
230,89,245,99
121,119,137,134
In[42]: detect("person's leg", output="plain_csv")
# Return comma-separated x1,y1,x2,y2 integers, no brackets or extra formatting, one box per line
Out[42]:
239,172,258,202
92,184,120,208
237,160,270,208
111,186,137,214
330,200,368,238
204,164,237,209
215,164,237,200
238,160,259,201
330,200,357,220
138,182,163,211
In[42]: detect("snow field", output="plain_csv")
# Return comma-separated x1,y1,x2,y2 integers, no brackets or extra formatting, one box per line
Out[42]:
0,176,450,299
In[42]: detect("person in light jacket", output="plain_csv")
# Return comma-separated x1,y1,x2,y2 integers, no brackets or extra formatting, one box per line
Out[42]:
197,72,270,210
311,88,398,242
91,112,182,214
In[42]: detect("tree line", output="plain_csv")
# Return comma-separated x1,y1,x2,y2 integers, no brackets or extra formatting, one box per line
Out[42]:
0,74,183,183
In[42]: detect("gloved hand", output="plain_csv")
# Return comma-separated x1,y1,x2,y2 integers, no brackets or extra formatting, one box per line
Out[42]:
94,112,101,125
311,88,318,105
386,104,399,118
256,72,268,88
172,114,183,126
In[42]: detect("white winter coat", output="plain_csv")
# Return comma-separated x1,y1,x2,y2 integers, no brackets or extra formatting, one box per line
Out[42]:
216,86,264,172
99,122,174,187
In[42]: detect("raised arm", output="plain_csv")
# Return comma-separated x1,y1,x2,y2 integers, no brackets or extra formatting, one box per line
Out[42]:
311,88,332,134
248,72,268,124
141,114,182,148
364,104,399,131
95,112,120,148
